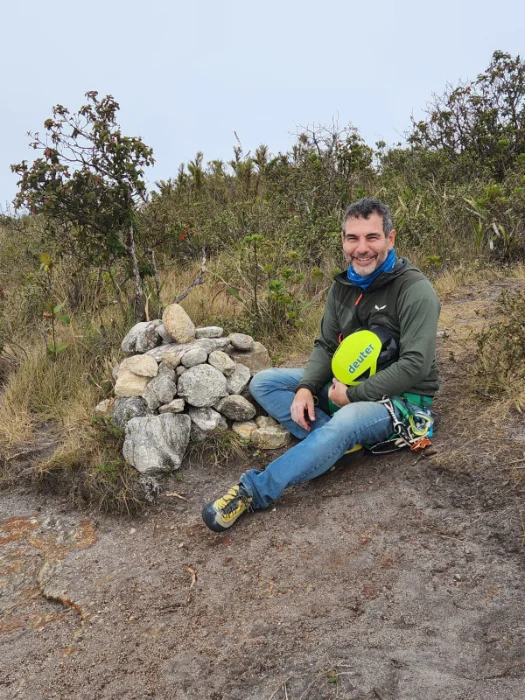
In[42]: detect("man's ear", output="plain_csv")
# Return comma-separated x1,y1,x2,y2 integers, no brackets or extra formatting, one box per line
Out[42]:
387,229,396,249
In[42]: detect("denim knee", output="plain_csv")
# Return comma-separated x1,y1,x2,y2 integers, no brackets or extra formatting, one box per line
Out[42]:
249,367,274,400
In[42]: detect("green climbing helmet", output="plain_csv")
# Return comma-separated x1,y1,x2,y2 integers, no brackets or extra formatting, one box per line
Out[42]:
332,325,399,386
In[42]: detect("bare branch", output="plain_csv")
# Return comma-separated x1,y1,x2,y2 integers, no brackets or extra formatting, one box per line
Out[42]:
173,248,207,304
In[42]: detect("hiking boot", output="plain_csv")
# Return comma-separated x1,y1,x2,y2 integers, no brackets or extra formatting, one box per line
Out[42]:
202,484,252,532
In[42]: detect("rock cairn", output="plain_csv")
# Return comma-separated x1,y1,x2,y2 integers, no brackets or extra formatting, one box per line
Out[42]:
96,304,291,475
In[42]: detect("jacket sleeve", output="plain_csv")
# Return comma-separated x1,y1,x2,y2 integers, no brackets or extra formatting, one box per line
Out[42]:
346,279,440,402
295,283,340,395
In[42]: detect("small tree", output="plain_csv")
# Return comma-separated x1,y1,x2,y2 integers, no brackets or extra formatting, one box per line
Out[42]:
11,91,155,321
409,51,525,182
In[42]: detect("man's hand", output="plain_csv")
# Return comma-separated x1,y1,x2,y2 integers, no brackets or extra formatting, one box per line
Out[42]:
328,378,351,408
291,388,316,431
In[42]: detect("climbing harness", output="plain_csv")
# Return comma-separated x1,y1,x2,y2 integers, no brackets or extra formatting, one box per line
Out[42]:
367,396,434,454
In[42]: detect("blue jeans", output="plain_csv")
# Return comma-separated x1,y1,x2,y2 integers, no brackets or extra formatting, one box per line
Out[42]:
241,368,395,510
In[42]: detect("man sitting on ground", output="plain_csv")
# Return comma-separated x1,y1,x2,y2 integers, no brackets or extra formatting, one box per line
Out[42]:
202,197,440,532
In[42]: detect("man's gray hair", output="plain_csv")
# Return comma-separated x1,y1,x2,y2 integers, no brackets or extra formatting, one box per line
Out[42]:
341,197,393,235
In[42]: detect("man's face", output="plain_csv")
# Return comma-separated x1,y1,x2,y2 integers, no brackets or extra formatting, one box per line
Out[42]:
341,213,396,276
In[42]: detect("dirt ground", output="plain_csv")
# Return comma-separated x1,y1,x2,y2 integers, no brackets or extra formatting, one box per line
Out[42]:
1,279,525,700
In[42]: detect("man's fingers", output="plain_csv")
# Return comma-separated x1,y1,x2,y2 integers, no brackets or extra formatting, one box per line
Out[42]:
291,398,312,431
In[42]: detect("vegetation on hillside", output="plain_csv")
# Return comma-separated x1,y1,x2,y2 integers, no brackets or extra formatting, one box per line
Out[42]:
1,50,524,511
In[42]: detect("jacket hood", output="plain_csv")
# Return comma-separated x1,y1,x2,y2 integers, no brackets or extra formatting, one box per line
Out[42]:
334,257,417,291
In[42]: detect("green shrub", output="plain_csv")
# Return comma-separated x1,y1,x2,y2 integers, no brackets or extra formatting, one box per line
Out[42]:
474,290,525,400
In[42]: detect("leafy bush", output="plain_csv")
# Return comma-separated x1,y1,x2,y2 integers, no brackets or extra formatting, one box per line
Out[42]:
474,290,525,403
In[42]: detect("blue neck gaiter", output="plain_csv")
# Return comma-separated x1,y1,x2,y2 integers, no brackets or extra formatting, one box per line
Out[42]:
346,248,397,290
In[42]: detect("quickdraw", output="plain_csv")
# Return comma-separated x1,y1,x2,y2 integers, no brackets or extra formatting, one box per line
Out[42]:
368,396,434,455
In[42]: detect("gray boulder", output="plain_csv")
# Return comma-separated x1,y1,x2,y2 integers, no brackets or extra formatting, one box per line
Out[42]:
158,364,177,378
226,341,272,375
121,320,162,354
142,372,178,411
216,395,257,421
181,347,208,367
146,337,230,362
189,407,228,442
226,363,251,394
189,407,228,433
229,332,255,351
196,326,223,338
159,398,186,414
177,364,228,407
157,323,175,344
208,350,236,376
123,414,191,474
111,397,150,429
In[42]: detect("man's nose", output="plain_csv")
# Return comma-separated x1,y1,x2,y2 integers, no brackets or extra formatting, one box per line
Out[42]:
355,237,369,254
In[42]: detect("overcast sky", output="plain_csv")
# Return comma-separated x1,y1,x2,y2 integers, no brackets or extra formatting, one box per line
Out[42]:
1,0,523,208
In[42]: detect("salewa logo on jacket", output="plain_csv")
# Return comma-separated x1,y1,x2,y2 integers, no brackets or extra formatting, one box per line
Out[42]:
375,305,386,310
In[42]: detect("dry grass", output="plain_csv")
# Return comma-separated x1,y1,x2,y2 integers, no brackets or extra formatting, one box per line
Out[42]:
185,430,249,470
429,272,525,477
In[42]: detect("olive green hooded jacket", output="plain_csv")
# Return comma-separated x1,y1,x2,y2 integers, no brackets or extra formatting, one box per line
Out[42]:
296,258,440,402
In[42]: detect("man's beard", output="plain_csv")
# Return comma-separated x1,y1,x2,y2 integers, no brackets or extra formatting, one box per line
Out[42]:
350,254,380,276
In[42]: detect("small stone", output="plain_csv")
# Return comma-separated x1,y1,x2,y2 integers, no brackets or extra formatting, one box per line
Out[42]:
227,363,251,394
110,397,150,429
157,323,175,344
146,338,230,362
226,341,272,375
177,365,228,408
142,374,178,411
94,398,113,414
157,364,176,380
255,416,277,429
162,304,196,344
159,399,186,414
251,419,291,450
162,352,181,370
139,475,161,503
181,347,208,367
190,423,207,443
216,395,257,421
115,370,151,398
176,365,187,376
232,420,257,441
189,407,228,434
208,350,236,376
229,332,255,351
119,355,159,378
121,320,162,354
195,326,223,339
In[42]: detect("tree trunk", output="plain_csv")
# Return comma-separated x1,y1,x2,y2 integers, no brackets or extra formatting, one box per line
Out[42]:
127,224,145,322
150,247,162,304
